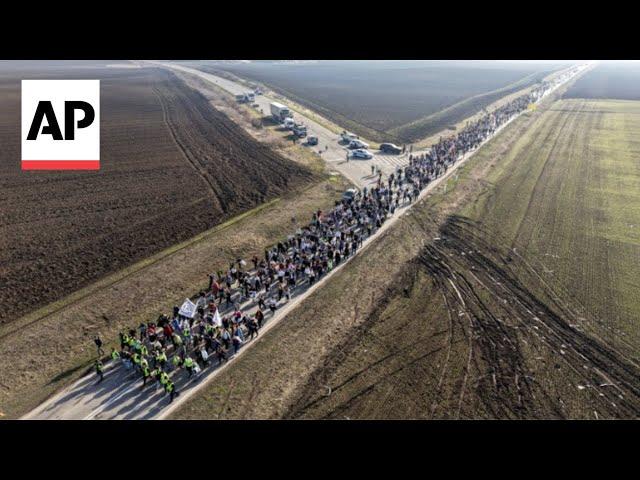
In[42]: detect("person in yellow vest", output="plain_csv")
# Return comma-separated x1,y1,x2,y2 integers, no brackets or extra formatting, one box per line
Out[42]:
165,380,177,403
142,364,151,387
159,371,169,388
110,347,120,362
172,333,183,354
132,352,141,372
182,324,191,348
183,356,195,378
155,350,168,371
172,354,183,371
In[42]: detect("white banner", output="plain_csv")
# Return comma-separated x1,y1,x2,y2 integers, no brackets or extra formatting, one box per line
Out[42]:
178,298,197,319
212,308,222,327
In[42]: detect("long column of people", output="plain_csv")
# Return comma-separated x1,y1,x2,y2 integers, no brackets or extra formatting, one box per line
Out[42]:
94,81,554,406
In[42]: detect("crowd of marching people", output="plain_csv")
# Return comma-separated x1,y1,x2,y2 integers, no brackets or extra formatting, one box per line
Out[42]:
94,81,553,405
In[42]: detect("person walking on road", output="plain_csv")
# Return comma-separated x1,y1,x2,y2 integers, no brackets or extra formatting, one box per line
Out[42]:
95,360,105,383
110,348,120,362
183,356,195,378
255,308,265,329
268,297,277,315
166,381,177,403
142,364,151,387
248,317,259,340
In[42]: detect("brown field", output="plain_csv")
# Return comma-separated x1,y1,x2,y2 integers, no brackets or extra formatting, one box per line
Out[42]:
0,172,347,419
0,66,315,324
171,92,640,420
203,61,557,143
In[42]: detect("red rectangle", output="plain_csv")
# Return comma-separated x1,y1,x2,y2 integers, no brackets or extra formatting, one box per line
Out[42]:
22,160,100,170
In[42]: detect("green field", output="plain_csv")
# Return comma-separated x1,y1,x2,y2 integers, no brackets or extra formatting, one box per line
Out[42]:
464,98,640,353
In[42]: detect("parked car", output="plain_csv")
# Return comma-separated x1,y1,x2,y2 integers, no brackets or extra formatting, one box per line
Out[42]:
380,143,402,154
351,149,374,160
292,122,307,138
348,139,370,150
340,130,358,143
293,126,307,138
307,135,319,146
282,118,295,130
342,188,359,201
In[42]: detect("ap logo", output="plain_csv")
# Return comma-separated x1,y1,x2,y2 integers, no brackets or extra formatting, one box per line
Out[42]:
22,79,100,170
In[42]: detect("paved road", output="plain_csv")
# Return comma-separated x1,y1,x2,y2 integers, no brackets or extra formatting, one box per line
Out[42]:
149,61,419,188
23,63,588,420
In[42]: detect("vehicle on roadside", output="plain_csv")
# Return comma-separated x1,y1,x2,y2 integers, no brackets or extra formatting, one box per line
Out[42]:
293,124,308,138
307,135,319,146
379,143,402,154
236,92,255,103
351,149,373,160
254,88,263,95
348,139,370,150
342,188,359,201
282,117,296,130
271,102,292,122
340,130,358,143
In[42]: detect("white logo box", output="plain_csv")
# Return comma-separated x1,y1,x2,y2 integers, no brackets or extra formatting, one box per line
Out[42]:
22,79,100,170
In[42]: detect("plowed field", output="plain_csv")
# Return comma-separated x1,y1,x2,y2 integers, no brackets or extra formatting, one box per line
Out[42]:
0,66,314,324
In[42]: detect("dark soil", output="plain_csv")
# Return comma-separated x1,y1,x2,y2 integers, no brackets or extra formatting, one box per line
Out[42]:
0,66,315,324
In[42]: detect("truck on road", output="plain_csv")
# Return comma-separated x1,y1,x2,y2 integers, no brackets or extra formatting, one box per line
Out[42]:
270,102,292,122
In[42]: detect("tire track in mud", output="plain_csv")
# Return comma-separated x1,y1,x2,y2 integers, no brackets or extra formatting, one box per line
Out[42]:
510,100,582,248
429,291,455,418
283,266,447,419
419,216,640,418
421,239,536,417
152,83,225,212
